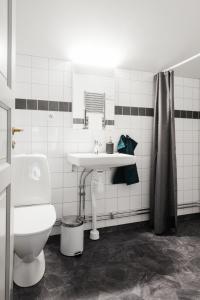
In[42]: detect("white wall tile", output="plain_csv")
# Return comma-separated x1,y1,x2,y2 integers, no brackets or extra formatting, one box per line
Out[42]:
63,86,72,101
49,70,63,85
193,88,199,100
117,196,130,211
118,78,130,93
32,57,48,69
130,182,141,196
49,158,64,173
105,197,117,212
47,127,63,142
31,126,47,142
16,54,31,67
31,84,48,100
105,185,117,199
118,93,130,106
64,142,78,154
48,142,64,157
117,184,130,197
32,142,47,154
52,188,63,204
15,83,31,99
63,71,72,87
51,173,63,189
49,59,68,71
49,86,64,101
16,66,31,83
63,187,78,203
31,111,48,127
63,202,78,216
63,113,72,128
130,195,141,210
13,109,32,127
141,194,149,209
63,172,78,188
183,78,194,87
174,76,183,86
47,112,63,127
175,86,183,98
32,69,48,85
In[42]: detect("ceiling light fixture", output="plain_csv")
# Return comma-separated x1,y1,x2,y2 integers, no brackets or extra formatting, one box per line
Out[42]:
69,43,122,69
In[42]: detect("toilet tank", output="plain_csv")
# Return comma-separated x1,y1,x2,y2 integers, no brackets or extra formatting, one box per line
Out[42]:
12,154,51,207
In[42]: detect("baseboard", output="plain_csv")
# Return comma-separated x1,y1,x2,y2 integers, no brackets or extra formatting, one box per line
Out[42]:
47,213,200,244
178,212,200,222
85,220,150,236
48,220,150,244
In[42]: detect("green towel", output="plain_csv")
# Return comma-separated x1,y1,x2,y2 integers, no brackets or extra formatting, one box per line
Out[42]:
117,136,126,150
117,135,137,154
113,135,139,185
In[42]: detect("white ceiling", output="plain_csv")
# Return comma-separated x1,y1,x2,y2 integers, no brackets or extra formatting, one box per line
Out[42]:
16,0,200,76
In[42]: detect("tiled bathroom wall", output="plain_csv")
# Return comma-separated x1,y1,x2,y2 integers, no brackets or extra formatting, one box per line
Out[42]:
13,53,200,232
174,77,200,215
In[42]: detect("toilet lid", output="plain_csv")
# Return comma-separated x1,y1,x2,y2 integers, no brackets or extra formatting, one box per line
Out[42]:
14,204,56,236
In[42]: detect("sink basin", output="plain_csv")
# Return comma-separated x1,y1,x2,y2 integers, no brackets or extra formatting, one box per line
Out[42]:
67,152,136,170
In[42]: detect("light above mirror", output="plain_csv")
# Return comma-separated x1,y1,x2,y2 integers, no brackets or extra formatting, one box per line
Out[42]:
69,43,122,69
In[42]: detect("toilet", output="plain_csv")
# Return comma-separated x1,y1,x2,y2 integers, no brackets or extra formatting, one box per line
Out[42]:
12,154,56,287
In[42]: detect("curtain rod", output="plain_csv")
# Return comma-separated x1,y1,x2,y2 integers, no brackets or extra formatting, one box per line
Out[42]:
163,52,200,72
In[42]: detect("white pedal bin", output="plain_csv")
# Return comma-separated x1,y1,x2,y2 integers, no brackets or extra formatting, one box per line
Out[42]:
60,215,84,256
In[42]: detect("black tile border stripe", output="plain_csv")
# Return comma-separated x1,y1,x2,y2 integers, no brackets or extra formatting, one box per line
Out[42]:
73,118,84,124
73,118,115,126
27,99,37,110
115,106,200,119
15,98,72,112
15,98,26,109
115,106,154,117
105,120,115,126
15,100,200,120
175,109,200,119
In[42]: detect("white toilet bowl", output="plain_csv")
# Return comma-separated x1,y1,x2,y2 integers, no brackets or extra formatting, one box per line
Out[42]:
14,204,56,287
12,154,56,287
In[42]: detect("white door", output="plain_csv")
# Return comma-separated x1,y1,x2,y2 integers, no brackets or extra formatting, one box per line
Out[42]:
0,0,14,299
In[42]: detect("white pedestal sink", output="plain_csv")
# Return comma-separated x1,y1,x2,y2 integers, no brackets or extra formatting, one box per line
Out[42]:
67,152,136,240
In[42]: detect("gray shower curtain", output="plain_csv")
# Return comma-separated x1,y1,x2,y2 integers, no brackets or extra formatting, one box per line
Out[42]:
150,71,177,235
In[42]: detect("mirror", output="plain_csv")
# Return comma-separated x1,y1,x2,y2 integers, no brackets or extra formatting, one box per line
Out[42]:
72,65,115,129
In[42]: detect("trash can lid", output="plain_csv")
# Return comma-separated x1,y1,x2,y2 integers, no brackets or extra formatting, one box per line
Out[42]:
61,215,83,227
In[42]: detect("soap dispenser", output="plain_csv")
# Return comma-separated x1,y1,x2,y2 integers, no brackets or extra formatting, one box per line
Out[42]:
106,137,114,154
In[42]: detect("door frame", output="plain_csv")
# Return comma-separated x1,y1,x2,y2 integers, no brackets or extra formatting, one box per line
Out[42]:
0,100,11,300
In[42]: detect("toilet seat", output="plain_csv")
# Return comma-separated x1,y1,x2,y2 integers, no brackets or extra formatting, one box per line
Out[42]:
14,204,56,236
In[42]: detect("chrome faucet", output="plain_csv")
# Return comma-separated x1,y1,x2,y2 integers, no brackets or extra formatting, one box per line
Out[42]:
94,140,99,154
